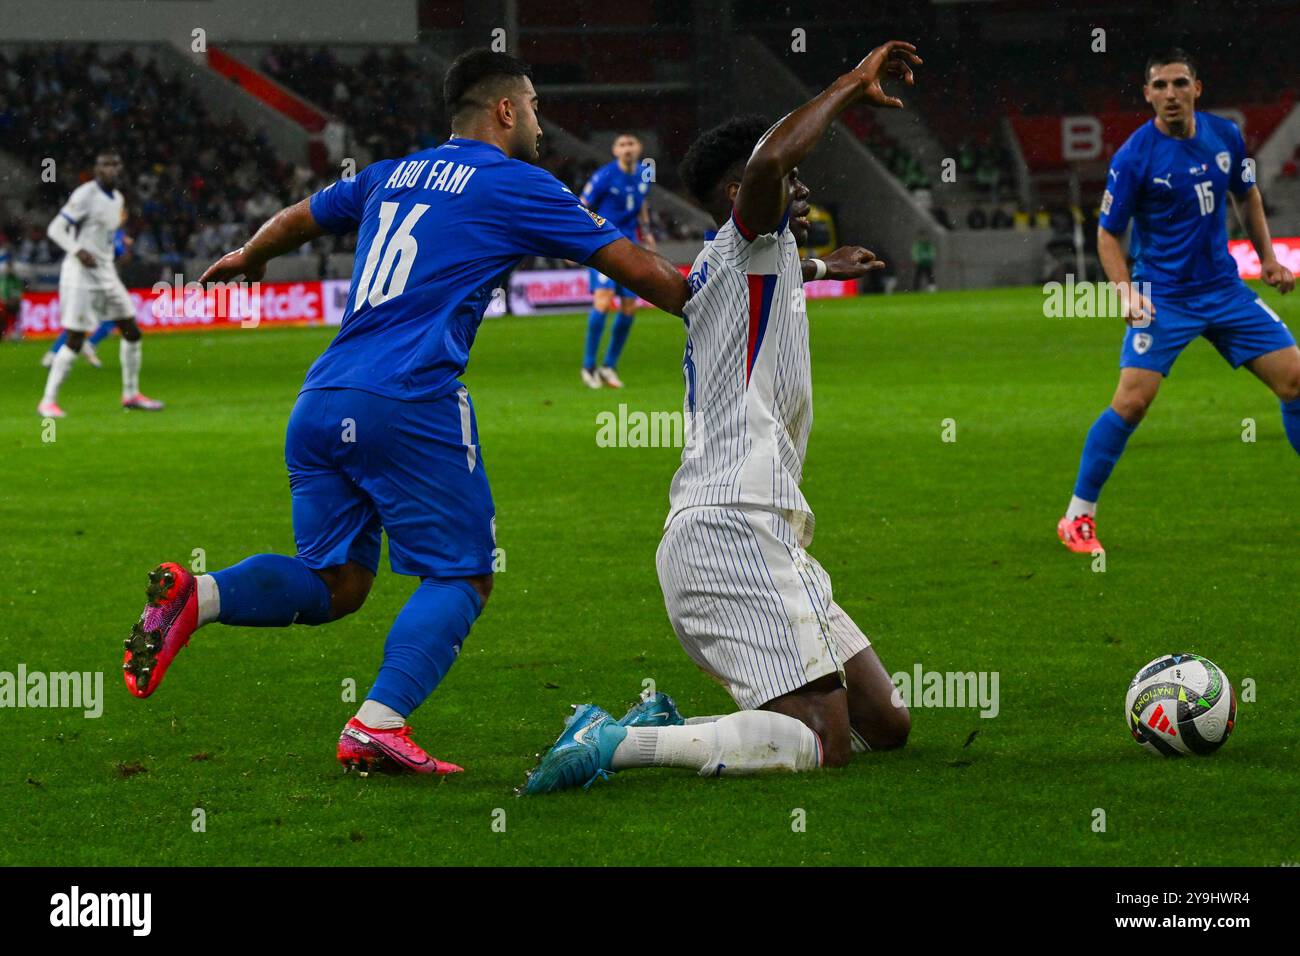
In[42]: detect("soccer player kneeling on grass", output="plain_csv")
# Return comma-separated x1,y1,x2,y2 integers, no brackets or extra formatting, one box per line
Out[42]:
522,41,922,794
120,49,691,776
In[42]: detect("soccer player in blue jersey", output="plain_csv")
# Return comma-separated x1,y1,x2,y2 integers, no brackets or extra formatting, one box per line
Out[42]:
119,49,690,775
1058,49,1297,554
579,133,655,388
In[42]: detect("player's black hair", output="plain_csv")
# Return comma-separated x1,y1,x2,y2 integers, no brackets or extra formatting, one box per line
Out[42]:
678,115,772,207
1144,47,1197,83
443,48,533,121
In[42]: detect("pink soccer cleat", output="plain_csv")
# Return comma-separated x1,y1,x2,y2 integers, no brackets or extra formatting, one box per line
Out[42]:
37,401,66,419
123,562,198,698
122,393,165,411
337,717,464,776
1057,514,1104,554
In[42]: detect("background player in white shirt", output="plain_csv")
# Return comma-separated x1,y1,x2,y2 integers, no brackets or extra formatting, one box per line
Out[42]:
38,149,163,418
524,41,922,795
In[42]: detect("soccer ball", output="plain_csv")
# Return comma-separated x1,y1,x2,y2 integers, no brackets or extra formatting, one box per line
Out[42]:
1125,653,1236,757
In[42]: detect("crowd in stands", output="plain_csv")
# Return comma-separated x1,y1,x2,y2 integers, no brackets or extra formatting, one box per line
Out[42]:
261,45,699,243
1,40,714,285
0,45,337,275
260,45,443,162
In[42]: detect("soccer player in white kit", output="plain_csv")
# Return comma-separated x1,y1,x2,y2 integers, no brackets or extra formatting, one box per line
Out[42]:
523,41,922,795
38,149,163,418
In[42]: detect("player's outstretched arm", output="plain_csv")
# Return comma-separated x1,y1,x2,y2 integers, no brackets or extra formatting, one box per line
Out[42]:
199,198,325,284
1236,187,1295,295
802,245,886,282
587,237,689,316
736,40,922,235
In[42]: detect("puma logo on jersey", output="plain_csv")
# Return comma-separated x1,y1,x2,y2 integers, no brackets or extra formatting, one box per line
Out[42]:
1152,174,1173,189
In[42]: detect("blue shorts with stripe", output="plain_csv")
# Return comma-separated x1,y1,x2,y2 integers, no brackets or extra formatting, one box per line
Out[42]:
1121,280,1295,376
285,386,496,578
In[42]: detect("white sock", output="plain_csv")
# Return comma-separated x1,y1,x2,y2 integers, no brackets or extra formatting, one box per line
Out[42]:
684,715,724,725
356,699,406,730
612,710,822,776
196,574,220,627
120,339,141,398
1066,495,1096,520
42,345,78,404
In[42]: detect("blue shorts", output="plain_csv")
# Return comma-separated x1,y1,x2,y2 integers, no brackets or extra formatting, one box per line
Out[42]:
588,268,634,301
1121,281,1295,376
284,387,496,578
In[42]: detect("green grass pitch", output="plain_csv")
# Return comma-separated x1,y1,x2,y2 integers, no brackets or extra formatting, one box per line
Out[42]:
1,285,1296,866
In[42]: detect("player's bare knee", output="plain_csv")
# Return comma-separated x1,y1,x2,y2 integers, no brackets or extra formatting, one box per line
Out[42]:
879,704,911,750
466,573,493,610
821,732,852,768
117,319,141,343
317,564,373,620
1275,370,1300,403
1112,391,1152,424
66,332,86,352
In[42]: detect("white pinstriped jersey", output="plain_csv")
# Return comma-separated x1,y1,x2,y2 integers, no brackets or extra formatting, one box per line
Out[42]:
667,211,814,541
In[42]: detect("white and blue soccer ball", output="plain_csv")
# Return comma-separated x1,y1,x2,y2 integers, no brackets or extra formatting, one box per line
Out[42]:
1126,654,1236,757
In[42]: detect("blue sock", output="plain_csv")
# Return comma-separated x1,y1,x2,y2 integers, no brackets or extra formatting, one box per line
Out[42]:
49,331,67,353
1073,407,1138,501
584,309,607,370
604,312,635,368
89,321,114,346
1283,396,1300,456
210,554,332,627
366,577,482,717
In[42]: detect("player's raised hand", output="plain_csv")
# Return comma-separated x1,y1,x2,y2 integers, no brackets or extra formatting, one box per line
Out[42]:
848,40,922,109
1262,260,1295,295
1120,282,1156,327
199,246,266,284
822,245,885,280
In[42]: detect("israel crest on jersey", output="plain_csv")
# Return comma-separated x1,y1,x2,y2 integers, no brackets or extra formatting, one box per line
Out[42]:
1133,332,1153,355
1216,151,1230,174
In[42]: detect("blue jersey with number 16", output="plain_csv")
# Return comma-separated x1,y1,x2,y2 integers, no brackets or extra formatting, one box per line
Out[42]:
1099,112,1254,295
305,137,622,401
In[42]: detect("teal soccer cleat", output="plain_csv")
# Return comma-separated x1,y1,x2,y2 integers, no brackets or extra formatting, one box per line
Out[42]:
521,704,627,795
618,690,685,727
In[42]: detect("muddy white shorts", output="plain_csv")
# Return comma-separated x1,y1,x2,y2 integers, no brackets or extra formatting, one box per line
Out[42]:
656,505,871,710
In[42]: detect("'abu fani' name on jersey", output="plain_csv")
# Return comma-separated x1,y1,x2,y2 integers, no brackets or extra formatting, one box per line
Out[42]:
385,159,478,195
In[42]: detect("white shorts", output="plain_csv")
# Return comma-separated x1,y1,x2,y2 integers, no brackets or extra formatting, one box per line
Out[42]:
656,506,871,710
58,277,133,333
